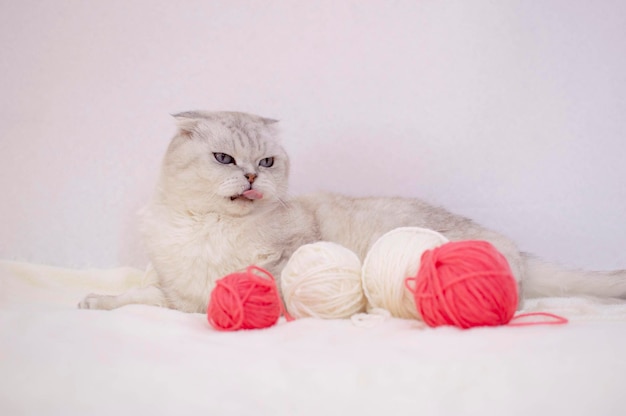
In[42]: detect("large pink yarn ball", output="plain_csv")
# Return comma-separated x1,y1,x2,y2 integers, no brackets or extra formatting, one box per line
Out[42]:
406,240,518,329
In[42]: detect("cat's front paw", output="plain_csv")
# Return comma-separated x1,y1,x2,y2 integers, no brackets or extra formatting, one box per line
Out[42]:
78,293,115,310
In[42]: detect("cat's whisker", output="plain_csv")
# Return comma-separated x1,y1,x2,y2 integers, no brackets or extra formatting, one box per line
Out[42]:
276,196,289,209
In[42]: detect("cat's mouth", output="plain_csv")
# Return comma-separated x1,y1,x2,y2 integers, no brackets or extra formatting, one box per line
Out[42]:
230,189,263,202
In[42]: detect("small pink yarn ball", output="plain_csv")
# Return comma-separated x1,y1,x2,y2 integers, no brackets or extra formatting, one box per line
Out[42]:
207,266,284,331
406,240,518,329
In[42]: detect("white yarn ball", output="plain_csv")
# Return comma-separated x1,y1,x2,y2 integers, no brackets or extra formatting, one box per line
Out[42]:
281,241,366,319
362,227,449,319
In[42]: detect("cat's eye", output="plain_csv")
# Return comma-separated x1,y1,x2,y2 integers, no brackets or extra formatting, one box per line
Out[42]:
259,157,274,168
214,153,235,165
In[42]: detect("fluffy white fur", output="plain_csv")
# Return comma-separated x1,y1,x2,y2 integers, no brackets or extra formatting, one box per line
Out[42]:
79,111,626,313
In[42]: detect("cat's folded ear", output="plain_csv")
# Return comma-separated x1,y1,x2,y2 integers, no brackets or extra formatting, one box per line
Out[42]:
172,111,202,134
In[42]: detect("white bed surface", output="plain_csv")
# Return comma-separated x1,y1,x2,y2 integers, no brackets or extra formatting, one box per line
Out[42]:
1,260,625,415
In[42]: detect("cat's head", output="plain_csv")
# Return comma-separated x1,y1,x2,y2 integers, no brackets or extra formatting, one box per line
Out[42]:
157,111,289,216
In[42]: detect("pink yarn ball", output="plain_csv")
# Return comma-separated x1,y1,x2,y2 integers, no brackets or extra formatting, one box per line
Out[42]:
207,266,284,331
406,240,518,329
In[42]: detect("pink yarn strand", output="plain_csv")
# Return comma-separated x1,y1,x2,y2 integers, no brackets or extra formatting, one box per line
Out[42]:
508,312,569,327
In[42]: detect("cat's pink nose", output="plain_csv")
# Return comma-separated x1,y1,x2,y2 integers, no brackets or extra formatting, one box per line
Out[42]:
245,173,257,184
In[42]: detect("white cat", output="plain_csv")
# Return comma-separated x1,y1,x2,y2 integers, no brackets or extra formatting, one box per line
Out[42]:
79,111,626,313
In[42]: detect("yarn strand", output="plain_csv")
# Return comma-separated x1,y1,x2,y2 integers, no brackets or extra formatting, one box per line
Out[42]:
508,312,568,326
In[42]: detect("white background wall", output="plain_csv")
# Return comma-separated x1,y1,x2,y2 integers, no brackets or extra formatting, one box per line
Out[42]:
1,0,625,271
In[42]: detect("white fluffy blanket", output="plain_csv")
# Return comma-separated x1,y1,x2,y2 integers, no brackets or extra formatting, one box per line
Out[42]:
2,260,626,415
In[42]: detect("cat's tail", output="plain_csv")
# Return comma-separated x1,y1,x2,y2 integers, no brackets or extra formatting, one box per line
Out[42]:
522,255,626,299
